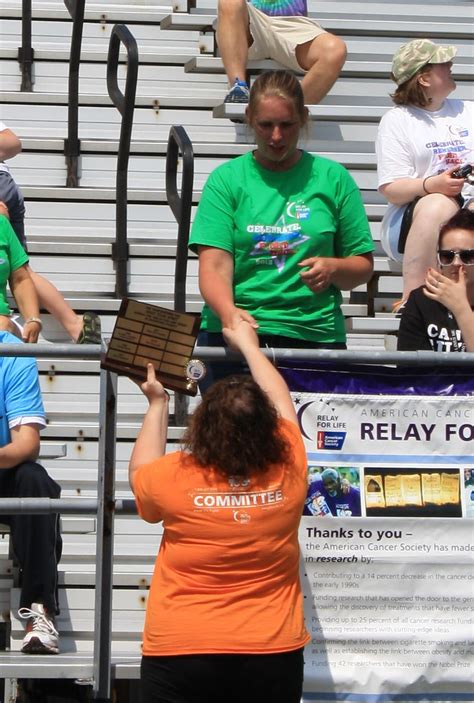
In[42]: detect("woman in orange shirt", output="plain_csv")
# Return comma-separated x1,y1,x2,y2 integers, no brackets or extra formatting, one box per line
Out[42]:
129,320,309,703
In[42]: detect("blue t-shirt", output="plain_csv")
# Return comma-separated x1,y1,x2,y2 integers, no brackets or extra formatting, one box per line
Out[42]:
0,331,45,447
251,0,307,17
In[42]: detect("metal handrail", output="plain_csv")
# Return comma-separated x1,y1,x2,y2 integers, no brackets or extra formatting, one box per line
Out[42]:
194,347,474,367
0,498,137,515
106,24,139,299
166,126,194,426
0,345,116,702
1,343,473,366
166,126,194,315
93,367,117,701
64,0,86,187
18,0,34,91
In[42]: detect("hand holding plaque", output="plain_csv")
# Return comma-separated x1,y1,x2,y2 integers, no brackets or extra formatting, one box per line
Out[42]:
101,299,205,396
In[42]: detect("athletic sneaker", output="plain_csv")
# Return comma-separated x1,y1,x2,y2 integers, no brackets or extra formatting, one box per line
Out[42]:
19,603,59,654
224,78,250,104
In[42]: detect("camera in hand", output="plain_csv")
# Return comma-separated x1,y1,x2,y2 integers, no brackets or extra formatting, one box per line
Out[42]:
451,164,472,179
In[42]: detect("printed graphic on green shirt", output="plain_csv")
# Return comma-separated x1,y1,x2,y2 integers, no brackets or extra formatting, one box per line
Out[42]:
249,203,310,272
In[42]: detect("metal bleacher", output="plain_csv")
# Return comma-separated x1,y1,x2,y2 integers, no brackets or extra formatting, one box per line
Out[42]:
0,0,473,699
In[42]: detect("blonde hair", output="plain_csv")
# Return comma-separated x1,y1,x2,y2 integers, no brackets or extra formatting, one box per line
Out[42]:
247,70,308,126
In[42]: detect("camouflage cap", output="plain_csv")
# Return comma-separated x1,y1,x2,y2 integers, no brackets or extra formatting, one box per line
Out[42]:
391,39,457,85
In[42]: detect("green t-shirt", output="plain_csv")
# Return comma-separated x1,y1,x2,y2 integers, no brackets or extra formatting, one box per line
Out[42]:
189,151,373,343
0,215,29,315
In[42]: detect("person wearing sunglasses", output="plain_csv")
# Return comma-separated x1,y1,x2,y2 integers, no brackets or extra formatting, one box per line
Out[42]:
397,209,474,352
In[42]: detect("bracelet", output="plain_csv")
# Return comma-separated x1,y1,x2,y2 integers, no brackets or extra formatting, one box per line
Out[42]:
24,316,43,331
422,176,434,195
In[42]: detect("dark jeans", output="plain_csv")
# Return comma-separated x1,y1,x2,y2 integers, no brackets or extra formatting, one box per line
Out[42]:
141,648,305,703
197,330,346,393
0,461,62,614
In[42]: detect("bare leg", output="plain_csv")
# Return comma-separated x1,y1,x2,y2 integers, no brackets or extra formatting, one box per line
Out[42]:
217,0,252,86
27,267,83,341
402,194,459,299
296,33,347,104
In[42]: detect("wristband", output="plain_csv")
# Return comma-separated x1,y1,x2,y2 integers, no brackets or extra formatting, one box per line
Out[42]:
24,317,43,331
422,176,434,195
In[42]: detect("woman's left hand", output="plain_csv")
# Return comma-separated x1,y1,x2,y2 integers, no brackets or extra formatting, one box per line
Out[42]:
298,257,336,293
22,319,41,343
423,267,470,316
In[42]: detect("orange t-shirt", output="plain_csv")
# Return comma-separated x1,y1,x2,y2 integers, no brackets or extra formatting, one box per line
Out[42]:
133,418,310,656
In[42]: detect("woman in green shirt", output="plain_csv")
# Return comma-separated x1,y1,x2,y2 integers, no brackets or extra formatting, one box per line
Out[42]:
189,70,374,385
0,214,41,342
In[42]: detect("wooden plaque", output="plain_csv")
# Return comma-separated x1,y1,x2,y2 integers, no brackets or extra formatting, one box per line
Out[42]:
101,299,202,395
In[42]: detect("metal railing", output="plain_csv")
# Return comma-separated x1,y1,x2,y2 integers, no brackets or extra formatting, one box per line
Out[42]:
107,24,139,299
18,0,34,91
166,125,195,426
0,344,113,701
64,0,86,187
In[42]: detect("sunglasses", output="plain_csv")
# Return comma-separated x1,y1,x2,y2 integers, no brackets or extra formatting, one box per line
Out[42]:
437,249,474,266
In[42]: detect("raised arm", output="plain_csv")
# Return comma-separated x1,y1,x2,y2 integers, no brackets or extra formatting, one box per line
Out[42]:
198,246,258,329
423,267,474,352
223,321,297,425
129,364,169,492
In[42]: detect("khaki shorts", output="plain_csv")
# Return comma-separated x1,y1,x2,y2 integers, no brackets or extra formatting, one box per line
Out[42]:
247,4,326,72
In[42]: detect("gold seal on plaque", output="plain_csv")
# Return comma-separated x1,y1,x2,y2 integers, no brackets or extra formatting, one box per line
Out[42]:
185,359,207,382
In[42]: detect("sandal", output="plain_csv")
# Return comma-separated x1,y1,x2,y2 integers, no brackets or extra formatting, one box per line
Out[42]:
76,312,102,344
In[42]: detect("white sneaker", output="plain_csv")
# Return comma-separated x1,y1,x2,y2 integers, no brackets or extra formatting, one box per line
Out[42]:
19,602,59,654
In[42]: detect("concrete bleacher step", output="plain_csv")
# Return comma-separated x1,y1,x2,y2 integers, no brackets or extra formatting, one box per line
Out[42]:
192,0,474,17
346,315,400,334
1,1,182,21
1,18,214,56
1,45,203,65
0,62,228,106
1,97,395,144
18,187,388,220
161,11,473,39
9,152,380,194
186,53,474,78
1,651,141,680
21,201,382,256
16,135,379,167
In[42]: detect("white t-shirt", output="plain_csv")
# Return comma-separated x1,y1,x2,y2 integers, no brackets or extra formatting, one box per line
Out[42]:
376,99,473,260
0,121,11,174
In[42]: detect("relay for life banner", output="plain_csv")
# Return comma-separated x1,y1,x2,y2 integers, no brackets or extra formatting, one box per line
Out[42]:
278,364,474,703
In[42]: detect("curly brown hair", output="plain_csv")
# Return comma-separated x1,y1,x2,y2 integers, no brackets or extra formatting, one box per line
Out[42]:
182,375,291,477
